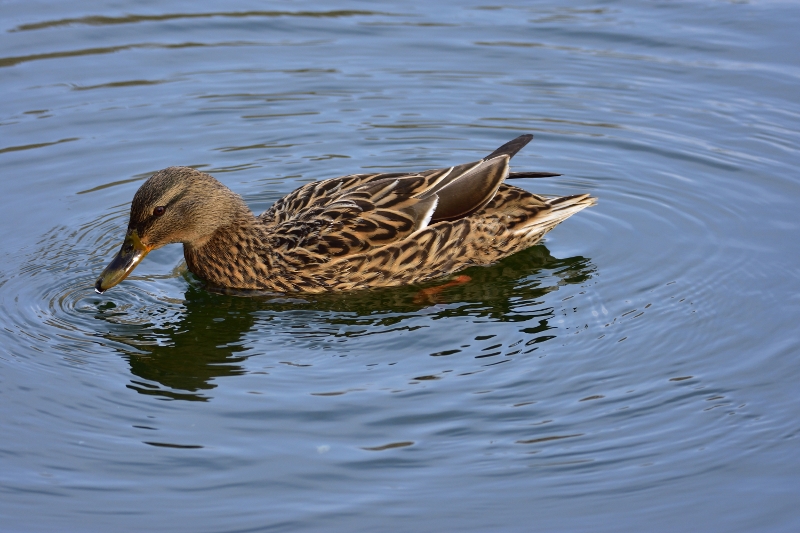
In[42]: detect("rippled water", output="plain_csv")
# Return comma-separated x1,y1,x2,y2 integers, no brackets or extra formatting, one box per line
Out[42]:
2,1,800,531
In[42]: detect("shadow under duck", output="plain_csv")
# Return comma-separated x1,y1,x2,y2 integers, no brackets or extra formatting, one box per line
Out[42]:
95,134,595,294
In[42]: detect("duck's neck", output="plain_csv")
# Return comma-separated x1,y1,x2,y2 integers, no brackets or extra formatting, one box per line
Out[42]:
183,216,277,290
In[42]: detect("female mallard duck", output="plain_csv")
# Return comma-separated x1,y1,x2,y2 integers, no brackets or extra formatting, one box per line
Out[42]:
95,134,595,294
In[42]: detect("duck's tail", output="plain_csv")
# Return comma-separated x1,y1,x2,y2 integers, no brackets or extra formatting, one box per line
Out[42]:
515,193,596,236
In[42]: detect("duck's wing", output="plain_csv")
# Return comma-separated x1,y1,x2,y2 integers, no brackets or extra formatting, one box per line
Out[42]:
266,175,439,258
266,134,536,260
260,134,536,225
258,172,407,226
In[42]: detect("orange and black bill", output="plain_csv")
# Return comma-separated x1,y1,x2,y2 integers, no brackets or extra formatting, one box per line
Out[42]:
95,229,151,293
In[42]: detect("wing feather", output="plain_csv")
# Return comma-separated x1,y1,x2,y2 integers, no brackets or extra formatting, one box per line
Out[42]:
260,134,551,265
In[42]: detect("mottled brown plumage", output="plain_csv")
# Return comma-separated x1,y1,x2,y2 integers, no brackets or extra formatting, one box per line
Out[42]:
95,134,596,294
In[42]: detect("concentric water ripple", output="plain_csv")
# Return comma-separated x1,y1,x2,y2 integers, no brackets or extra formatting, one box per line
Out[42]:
2,1,800,531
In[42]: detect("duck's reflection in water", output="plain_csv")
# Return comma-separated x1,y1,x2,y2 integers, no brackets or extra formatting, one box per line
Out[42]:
95,245,596,401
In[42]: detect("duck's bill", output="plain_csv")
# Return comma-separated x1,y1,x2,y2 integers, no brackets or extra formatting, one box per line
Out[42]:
95,230,151,293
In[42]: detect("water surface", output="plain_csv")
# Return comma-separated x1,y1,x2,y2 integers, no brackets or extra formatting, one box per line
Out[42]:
2,1,799,532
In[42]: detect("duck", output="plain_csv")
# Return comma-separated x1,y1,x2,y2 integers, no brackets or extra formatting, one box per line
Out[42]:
95,134,595,294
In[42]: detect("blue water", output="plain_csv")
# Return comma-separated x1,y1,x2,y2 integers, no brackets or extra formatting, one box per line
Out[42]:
2,1,799,531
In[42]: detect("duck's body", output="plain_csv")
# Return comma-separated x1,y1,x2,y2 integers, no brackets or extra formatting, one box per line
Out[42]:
96,134,595,294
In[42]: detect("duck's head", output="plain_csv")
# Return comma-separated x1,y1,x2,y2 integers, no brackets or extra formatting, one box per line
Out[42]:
95,166,249,293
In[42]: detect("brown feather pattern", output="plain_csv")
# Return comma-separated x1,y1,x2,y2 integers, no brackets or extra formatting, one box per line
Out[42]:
105,134,596,293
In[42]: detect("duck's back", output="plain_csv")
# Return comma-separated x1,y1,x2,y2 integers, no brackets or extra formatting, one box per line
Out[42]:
245,135,595,292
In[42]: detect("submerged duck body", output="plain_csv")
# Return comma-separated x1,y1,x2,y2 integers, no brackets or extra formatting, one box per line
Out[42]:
95,134,595,294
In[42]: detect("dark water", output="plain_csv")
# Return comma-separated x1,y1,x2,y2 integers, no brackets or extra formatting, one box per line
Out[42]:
2,1,799,531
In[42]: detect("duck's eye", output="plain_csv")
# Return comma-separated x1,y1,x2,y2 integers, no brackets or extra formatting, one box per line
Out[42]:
153,206,166,217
